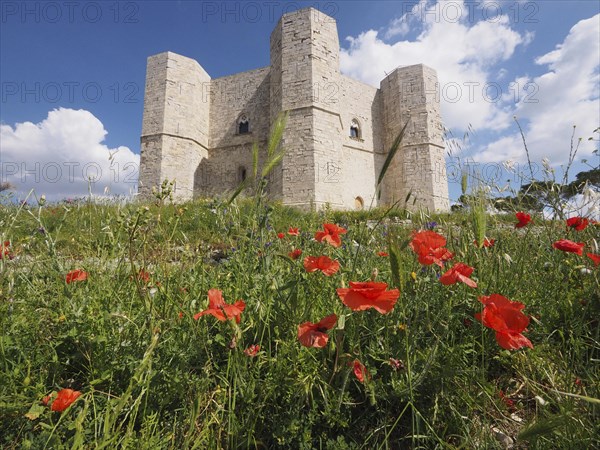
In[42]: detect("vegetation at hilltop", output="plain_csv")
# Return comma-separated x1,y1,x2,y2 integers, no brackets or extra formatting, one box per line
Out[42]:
0,194,598,449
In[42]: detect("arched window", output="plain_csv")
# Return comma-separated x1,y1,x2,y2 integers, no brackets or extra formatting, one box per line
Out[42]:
238,114,250,134
350,119,361,139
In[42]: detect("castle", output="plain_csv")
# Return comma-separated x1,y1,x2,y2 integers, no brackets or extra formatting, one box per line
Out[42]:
138,7,449,211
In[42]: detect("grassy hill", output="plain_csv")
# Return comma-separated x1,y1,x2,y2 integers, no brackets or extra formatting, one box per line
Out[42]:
1,197,598,449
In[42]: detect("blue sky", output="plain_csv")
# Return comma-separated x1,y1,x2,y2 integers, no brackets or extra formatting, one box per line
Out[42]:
1,0,599,210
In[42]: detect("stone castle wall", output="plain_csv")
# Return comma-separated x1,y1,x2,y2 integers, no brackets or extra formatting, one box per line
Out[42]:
139,52,210,201
338,75,382,209
380,65,449,211
138,7,450,211
195,67,272,197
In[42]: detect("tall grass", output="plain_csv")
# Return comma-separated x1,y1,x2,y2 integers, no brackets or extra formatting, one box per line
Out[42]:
0,124,598,448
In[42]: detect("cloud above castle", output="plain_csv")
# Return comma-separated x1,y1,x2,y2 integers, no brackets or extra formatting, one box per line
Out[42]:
340,1,599,167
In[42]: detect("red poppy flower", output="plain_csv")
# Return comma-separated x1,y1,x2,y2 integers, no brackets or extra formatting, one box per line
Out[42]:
337,281,400,314
297,313,337,348
65,269,88,284
303,255,340,276
475,294,533,350
0,241,11,259
409,231,453,267
41,394,52,406
51,388,81,412
419,246,454,267
351,359,370,383
553,239,584,255
409,230,446,254
498,390,515,409
135,269,151,283
193,289,246,323
587,253,600,266
474,238,495,248
244,344,260,357
566,217,589,231
439,263,477,288
289,248,303,260
288,227,299,236
277,232,285,239
515,212,531,228
315,223,347,248
377,251,389,257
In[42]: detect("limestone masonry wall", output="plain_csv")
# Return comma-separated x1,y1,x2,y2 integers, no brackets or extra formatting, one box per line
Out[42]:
139,52,210,201
209,68,271,149
339,75,381,208
380,65,449,210
196,67,272,197
138,7,450,211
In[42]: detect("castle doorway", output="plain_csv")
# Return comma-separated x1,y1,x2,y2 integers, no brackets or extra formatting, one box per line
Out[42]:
354,196,364,210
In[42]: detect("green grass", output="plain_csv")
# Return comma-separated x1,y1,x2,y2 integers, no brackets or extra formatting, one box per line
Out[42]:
0,197,598,449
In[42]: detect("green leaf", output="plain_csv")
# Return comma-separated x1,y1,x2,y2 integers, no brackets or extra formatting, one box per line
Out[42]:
377,119,410,187
267,112,288,158
337,314,345,330
261,150,285,178
24,403,45,420
226,178,250,205
518,415,569,443
389,245,403,291
252,142,259,179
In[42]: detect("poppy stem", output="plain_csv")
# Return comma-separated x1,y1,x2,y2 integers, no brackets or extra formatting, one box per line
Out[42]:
329,330,344,384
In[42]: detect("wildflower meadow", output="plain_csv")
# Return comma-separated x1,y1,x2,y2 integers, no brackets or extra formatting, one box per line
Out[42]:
1,123,598,448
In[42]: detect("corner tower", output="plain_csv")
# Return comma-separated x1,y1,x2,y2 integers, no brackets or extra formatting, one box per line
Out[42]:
269,8,343,209
139,52,211,201
380,65,449,211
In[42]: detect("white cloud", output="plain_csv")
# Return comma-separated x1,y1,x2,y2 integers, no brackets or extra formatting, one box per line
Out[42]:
1,108,139,201
340,1,599,178
384,0,426,39
477,14,600,165
340,0,528,131
385,16,411,40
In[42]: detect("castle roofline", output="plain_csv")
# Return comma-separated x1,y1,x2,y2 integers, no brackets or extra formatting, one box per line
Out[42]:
380,63,437,86
147,51,211,79
211,66,270,82
339,73,379,91
281,6,335,20
383,63,437,77
272,6,337,33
